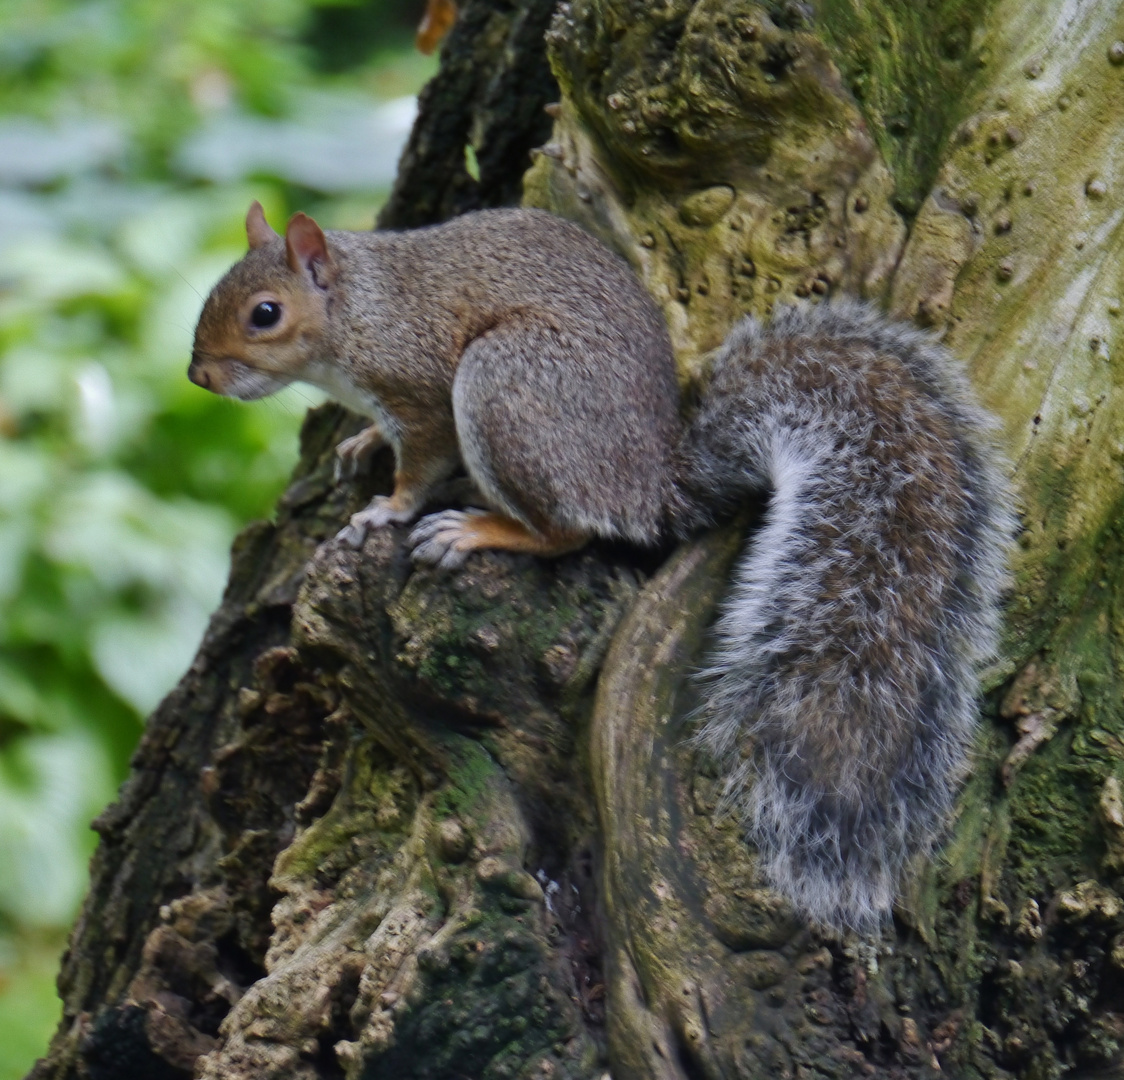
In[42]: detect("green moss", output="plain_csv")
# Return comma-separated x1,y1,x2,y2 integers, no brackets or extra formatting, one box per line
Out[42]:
362,898,580,1080
1004,456,1124,669
1007,753,1100,891
1001,575,1123,894
945,732,1006,883
274,738,416,883
817,0,998,216
433,738,499,821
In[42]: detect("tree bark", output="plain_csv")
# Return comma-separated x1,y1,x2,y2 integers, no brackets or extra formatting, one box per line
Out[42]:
29,2,1124,1079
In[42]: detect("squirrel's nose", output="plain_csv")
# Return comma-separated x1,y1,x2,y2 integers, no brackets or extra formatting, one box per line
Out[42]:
188,360,212,390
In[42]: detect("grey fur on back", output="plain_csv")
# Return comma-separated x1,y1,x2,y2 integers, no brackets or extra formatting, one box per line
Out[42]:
328,209,681,543
676,300,1015,933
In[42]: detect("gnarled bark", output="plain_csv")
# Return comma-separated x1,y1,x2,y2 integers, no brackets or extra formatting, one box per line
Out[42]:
29,2,1124,1079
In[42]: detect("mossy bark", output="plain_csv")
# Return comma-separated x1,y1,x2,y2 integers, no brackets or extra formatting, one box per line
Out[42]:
28,2,1124,1079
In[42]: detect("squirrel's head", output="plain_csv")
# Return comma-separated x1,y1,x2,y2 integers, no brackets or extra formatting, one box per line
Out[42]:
189,202,336,399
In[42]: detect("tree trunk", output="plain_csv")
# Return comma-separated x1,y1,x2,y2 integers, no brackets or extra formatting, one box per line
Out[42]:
29,2,1124,1079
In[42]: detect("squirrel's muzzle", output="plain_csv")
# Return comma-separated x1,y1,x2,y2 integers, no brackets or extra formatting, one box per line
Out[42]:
188,358,213,390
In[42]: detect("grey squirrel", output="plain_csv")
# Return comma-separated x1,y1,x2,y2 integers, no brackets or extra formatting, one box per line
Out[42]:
190,202,1014,933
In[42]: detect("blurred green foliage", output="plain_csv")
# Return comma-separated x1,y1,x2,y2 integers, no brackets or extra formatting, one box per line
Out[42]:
0,1,434,1073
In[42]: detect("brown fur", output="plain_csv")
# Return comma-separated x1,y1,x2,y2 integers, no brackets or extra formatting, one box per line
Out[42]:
192,207,680,547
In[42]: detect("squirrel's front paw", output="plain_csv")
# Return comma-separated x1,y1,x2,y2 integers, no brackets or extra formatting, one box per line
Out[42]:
337,496,418,548
408,509,487,569
333,425,385,481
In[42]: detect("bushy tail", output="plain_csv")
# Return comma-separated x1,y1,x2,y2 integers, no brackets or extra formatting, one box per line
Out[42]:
673,301,1015,934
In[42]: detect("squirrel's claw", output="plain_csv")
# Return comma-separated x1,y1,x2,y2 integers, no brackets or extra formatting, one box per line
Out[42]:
337,496,418,548
408,509,486,568
334,424,385,482
336,522,367,548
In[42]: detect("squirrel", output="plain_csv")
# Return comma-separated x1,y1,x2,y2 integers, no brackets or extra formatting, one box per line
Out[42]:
190,201,1014,933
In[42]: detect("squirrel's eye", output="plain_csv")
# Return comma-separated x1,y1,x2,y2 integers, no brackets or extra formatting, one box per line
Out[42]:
250,301,281,328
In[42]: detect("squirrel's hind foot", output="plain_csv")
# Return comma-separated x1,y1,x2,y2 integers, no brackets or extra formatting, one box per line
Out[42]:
408,510,585,567
409,509,489,568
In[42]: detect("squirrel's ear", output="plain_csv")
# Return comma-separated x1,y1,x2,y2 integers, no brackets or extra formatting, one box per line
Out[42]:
246,201,279,249
285,213,335,287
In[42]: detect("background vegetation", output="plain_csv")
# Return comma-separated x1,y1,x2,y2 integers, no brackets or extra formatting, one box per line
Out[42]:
0,2,433,1074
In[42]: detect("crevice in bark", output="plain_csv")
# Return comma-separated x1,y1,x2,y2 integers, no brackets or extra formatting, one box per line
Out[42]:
379,0,558,227
817,0,1000,218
